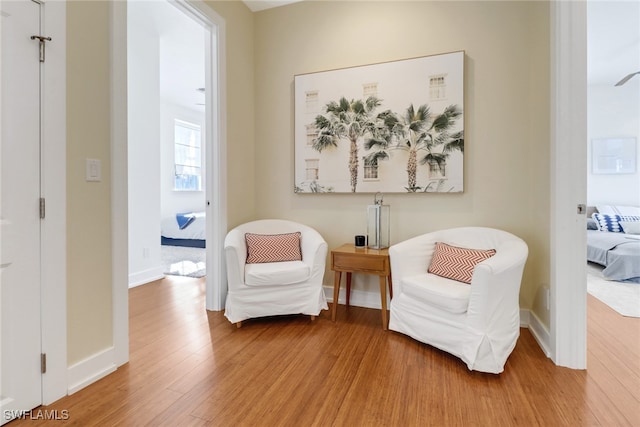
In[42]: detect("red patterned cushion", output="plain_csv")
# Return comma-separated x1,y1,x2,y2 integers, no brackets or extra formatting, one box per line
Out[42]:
245,232,302,264
427,242,496,284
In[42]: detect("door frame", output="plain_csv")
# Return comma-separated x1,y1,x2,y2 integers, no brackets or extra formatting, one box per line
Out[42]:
550,0,587,369
173,0,228,312
110,0,227,367
31,0,67,405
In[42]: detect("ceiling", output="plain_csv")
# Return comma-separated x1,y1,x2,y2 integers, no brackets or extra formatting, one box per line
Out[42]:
157,4,206,110
243,0,302,12
129,1,206,112
587,1,640,86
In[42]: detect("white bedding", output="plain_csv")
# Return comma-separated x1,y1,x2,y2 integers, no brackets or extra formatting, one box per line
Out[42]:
161,212,206,240
587,204,640,283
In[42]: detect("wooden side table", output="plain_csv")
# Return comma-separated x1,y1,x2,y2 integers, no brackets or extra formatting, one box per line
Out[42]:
330,243,393,329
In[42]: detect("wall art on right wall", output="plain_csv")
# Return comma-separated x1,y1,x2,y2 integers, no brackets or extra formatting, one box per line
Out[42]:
592,137,636,174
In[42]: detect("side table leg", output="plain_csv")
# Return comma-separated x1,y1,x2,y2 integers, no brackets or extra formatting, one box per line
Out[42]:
332,271,341,322
379,276,388,330
346,272,352,308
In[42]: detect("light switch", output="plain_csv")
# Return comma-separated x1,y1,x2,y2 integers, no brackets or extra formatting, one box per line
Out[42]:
86,158,101,182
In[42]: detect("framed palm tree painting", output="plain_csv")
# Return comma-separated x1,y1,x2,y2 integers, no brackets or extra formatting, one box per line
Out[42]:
294,51,464,193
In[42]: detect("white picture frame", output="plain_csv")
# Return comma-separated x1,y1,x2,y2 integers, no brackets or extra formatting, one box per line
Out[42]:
592,137,636,174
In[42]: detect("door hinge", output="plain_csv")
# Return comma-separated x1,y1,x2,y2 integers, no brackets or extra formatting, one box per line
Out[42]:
30,35,52,63
41,353,47,374
40,197,45,219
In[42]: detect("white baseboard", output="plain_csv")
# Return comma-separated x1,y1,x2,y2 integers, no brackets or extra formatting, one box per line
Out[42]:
325,287,551,357
67,347,117,395
520,308,530,327
128,266,164,288
323,285,389,309
525,309,552,357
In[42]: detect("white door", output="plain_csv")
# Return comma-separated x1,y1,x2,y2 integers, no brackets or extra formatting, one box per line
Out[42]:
0,0,43,424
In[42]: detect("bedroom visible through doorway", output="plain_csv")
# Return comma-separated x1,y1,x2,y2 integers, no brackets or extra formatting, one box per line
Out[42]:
127,0,208,286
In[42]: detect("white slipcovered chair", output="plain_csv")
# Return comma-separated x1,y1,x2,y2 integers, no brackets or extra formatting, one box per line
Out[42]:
224,219,328,326
388,227,528,374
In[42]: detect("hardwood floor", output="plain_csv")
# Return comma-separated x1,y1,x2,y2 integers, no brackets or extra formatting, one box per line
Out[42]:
11,275,640,426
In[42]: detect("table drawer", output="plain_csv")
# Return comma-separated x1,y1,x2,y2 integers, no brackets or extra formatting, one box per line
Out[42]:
332,253,387,273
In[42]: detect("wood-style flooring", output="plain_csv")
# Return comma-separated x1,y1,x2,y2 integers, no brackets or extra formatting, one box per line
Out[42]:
11,275,640,426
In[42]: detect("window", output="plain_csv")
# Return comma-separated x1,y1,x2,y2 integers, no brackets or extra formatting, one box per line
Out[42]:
305,159,319,180
363,82,378,98
174,119,202,191
427,158,446,179
306,124,318,146
363,157,379,180
305,90,319,113
429,74,447,100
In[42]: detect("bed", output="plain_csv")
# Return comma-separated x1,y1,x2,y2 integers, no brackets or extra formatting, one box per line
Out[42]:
586,205,640,283
161,211,206,248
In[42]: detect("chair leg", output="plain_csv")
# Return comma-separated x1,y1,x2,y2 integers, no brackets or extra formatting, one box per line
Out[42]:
310,315,316,322
236,321,242,329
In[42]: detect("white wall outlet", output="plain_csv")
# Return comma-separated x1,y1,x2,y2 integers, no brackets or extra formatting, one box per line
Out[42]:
86,158,101,182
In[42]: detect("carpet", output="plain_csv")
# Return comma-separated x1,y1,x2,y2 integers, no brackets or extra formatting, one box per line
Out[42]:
587,263,640,318
161,245,206,278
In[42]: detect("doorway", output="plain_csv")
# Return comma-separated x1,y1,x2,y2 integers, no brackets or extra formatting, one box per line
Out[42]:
585,0,640,336
127,0,208,287
111,0,227,363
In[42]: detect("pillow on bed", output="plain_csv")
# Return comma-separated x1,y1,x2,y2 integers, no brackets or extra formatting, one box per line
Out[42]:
176,212,196,230
620,221,640,235
592,213,640,233
586,218,598,230
245,232,302,264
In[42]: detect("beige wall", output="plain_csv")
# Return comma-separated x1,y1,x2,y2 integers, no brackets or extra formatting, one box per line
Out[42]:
64,0,551,365
253,1,550,317
67,0,113,365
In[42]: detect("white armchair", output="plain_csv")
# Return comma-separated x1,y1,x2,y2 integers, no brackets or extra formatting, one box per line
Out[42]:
224,219,328,326
388,227,528,374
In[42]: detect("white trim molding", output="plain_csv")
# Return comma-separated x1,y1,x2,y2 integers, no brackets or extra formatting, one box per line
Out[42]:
40,0,68,405
128,267,164,288
525,309,551,358
179,0,228,312
67,347,117,395
111,0,130,369
550,0,588,369
325,286,390,311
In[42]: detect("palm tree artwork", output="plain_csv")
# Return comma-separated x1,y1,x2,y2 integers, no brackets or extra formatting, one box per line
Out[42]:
366,103,463,192
294,51,465,193
312,96,382,193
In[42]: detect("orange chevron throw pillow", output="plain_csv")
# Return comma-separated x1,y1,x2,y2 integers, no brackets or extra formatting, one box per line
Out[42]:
245,232,302,264
428,242,496,284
